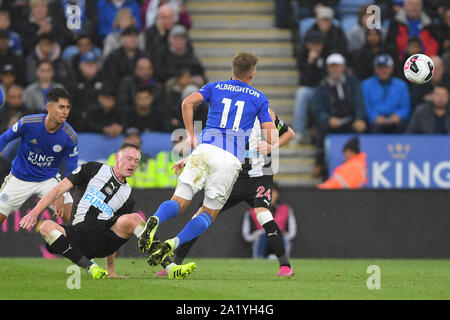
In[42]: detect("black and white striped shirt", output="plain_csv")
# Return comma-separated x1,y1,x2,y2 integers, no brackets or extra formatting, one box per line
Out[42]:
240,115,289,178
67,162,135,225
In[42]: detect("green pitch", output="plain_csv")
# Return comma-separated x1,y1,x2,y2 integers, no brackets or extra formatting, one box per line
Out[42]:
0,258,449,300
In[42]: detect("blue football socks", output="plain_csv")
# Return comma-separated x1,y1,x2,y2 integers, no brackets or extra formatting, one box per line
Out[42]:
154,200,180,224
174,212,213,248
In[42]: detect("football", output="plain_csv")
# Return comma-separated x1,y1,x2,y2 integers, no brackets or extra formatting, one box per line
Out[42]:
403,53,434,84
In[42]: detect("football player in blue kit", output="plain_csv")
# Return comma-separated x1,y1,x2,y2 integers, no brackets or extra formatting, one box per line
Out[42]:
138,52,280,278
0,88,78,225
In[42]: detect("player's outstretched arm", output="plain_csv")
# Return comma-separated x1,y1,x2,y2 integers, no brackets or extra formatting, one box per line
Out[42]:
19,178,74,229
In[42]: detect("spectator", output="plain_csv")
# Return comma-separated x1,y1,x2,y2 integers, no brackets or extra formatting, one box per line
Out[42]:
154,24,204,85
362,54,411,133
0,63,17,94
85,84,124,137
406,84,450,134
125,86,166,132
102,7,145,58
20,0,65,57
117,56,164,112
101,26,146,89
140,0,191,30
65,33,102,77
25,32,70,85
386,0,439,61
144,4,176,60
165,68,208,131
48,0,99,48
346,4,374,53
435,6,450,56
242,183,297,259
351,28,399,80
318,137,368,189
311,53,367,177
23,60,64,112
0,29,25,86
67,50,105,132
409,55,450,110
292,29,327,144
0,10,22,56
0,85,29,182
0,84,30,133
436,6,450,55
294,0,339,20
96,0,141,41
303,6,348,58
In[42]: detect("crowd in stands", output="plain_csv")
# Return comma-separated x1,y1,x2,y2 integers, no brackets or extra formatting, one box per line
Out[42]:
290,0,450,177
0,0,208,187
0,0,207,138
1,0,450,184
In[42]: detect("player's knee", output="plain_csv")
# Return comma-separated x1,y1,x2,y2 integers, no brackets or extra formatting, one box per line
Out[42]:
129,212,144,225
39,220,58,237
119,213,143,230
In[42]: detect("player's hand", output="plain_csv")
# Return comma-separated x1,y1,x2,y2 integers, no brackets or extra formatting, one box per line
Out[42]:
53,195,65,218
172,158,188,175
185,135,198,149
256,141,272,155
19,211,38,230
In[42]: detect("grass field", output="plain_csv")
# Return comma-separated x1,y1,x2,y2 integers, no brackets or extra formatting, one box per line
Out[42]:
0,257,449,300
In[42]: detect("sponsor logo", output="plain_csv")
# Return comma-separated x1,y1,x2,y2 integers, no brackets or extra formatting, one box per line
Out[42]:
12,123,18,132
83,186,114,217
30,139,37,144
388,143,411,160
27,151,54,167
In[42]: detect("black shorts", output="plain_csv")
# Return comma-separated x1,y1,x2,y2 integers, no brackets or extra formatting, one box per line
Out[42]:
220,175,274,213
56,218,128,259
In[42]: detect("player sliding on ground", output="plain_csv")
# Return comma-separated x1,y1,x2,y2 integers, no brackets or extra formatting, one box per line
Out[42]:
0,88,77,226
20,143,196,279
138,52,281,277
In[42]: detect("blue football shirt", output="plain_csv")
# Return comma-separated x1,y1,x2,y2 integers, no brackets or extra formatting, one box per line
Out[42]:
0,114,79,182
198,79,272,161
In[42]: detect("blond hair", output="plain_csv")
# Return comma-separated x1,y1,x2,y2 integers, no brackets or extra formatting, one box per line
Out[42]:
232,52,259,79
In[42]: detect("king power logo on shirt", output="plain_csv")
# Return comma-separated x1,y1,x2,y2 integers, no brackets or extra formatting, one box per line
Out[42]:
27,151,54,167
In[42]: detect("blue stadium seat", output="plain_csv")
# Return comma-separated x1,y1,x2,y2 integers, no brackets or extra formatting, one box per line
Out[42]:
77,132,173,163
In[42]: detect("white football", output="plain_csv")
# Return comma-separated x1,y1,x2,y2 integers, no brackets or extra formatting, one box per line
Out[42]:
403,54,434,84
